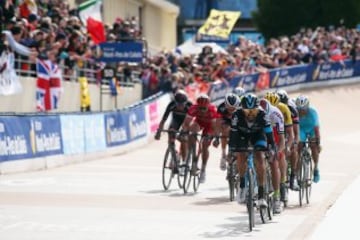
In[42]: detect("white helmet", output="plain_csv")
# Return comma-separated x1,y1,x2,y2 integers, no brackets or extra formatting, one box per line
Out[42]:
225,93,240,108
233,87,246,97
295,95,310,109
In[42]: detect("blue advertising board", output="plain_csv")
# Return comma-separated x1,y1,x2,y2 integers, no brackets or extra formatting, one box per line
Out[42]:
60,115,85,155
29,116,63,157
84,113,106,153
207,60,360,102
97,42,143,63
0,116,32,161
104,112,129,147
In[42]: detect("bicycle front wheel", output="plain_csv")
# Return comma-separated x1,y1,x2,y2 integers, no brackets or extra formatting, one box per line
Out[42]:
162,147,174,191
182,147,193,194
228,163,235,201
247,169,255,231
305,159,313,204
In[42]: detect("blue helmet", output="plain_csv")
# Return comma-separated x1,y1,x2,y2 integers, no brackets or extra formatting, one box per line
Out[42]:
241,93,259,109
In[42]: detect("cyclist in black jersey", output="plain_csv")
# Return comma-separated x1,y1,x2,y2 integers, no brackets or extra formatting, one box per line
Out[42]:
229,93,276,207
155,90,192,161
217,93,240,171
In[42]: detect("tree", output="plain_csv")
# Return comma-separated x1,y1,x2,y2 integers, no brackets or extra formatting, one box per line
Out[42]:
252,0,360,40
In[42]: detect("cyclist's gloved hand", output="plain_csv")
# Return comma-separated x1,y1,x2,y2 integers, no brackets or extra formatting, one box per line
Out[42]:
154,130,161,140
212,137,220,148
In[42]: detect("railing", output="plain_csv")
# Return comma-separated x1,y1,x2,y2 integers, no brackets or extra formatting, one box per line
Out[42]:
13,55,142,86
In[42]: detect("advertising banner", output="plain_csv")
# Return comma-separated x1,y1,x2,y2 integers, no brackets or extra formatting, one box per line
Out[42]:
0,116,32,161
60,115,85,155
104,112,129,147
147,101,160,134
84,113,106,152
29,116,63,157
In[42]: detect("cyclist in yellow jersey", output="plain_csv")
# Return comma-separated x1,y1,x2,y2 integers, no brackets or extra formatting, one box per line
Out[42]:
265,92,294,204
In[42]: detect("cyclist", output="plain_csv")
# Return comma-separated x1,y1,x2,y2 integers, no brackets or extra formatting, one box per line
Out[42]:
259,98,285,213
295,95,321,183
181,93,220,183
277,89,300,190
233,86,246,99
217,93,241,171
229,93,277,208
265,92,294,203
155,90,192,162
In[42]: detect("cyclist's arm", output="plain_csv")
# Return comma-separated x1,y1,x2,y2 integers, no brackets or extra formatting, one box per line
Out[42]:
181,114,193,132
158,102,174,131
312,108,321,144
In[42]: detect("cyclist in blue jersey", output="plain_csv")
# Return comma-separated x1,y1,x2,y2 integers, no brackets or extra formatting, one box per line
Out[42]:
295,95,322,183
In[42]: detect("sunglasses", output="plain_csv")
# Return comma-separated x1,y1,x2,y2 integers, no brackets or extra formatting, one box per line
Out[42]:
243,108,259,116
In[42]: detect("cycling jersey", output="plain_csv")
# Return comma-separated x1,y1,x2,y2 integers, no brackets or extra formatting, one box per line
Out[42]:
267,104,285,144
287,98,299,124
187,104,220,134
161,100,192,129
277,102,293,127
298,106,320,142
229,107,274,152
217,102,233,125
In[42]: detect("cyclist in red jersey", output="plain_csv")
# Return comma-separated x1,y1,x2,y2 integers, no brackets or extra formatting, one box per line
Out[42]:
181,93,220,183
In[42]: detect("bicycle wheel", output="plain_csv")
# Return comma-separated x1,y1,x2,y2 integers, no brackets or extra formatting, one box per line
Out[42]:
298,156,304,207
162,147,175,191
182,146,193,194
193,154,200,193
260,165,272,223
305,157,313,204
228,161,235,201
247,168,255,231
176,153,184,189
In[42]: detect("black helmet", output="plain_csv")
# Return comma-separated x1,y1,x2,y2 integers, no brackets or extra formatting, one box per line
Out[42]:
241,93,259,109
174,90,187,104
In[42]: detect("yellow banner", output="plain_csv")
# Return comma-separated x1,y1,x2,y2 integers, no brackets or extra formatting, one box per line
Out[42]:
198,9,241,39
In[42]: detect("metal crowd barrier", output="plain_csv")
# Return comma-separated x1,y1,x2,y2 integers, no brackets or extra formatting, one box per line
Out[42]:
13,56,142,85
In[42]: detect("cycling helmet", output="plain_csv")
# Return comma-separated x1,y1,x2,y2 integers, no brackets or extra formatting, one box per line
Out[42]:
225,93,240,108
196,93,210,107
259,98,271,114
241,93,259,109
295,95,310,109
276,89,289,104
264,92,280,106
174,89,187,104
233,87,246,98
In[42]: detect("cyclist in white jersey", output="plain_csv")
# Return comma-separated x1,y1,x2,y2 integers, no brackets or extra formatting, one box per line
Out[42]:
260,98,286,214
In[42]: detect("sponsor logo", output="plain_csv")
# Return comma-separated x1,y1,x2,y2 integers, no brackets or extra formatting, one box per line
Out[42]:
0,122,4,133
274,70,307,87
106,116,127,144
31,120,61,153
129,113,146,139
0,135,28,156
317,67,354,80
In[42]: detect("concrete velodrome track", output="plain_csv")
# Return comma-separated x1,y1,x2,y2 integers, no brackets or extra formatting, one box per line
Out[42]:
0,84,359,240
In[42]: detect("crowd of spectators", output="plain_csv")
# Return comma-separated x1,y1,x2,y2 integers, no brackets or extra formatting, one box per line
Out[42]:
2,1,360,99
141,26,360,97
0,0,141,81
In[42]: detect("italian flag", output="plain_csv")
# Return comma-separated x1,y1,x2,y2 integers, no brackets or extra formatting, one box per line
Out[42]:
79,0,106,44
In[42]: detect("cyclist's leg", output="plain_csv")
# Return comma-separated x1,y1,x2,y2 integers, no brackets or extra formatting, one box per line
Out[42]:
200,125,212,173
308,129,320,182
230,132,248,203
171,119,187,161
220,120,230,169
252,133,268,206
